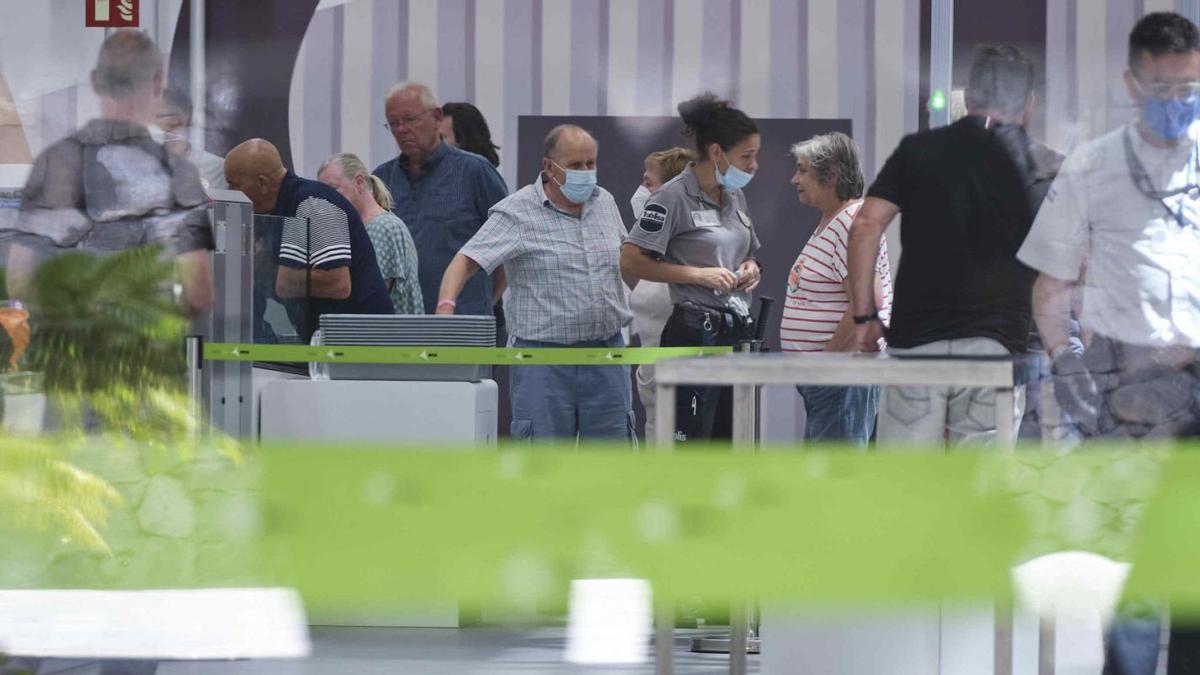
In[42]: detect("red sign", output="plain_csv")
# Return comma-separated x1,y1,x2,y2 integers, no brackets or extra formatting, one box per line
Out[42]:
86,0,139,28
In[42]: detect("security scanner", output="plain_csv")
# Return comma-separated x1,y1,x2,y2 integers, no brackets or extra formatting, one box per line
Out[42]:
203,192,499,447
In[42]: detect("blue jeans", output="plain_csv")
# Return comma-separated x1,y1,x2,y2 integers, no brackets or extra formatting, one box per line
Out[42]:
797,385,879,446
509,333,634,442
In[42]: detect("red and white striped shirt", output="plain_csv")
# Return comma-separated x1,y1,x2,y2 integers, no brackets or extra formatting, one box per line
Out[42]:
780,201,893,353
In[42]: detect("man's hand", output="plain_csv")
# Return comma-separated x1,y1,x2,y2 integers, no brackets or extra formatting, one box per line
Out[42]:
852,320,885,352
1051,349,1102,434
434,303,456,316
735,259,761,292
690,267,738,293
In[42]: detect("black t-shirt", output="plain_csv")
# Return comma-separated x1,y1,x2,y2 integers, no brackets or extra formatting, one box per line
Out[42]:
867,116,1038,354
271,171,392,340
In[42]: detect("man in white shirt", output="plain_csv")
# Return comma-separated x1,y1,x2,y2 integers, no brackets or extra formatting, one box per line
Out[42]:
1020,12,1200,441
1018,12,1200,674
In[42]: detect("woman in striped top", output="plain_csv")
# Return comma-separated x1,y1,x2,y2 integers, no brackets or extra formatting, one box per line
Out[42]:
782,133,893,445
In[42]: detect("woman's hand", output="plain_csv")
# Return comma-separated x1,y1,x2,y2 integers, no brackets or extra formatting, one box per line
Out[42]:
690,267,739,293
735,259,761,292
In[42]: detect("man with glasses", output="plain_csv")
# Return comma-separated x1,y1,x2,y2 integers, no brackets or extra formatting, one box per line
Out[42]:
373,83,508,315
1018,12,1200,674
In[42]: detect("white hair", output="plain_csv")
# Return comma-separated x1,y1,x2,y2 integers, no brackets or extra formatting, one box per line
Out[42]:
384,82,439,109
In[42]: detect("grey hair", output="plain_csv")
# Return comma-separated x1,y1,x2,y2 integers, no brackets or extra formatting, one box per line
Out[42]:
319,152,395,211
790,132,864,201
93,30,163,98
384,82,440,109
543,124,593,160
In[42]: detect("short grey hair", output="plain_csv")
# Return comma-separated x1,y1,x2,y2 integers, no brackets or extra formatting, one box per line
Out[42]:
543,124,593,160
790,132,864,201
385,82,440,109
93,30,163,98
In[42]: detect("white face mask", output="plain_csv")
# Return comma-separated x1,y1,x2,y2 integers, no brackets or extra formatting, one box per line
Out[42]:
630,184,652,218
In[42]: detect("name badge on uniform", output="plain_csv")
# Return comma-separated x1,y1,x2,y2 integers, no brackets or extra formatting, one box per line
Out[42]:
736,209,753,229
691,210,721,228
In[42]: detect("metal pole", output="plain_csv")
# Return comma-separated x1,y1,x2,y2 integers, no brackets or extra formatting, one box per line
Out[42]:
729,601,749,675
189,0,206,155
929,0,954,128
995,388,1016,449
185,335,203,439
655,602,674,675
655,384,676,450
994,603,1013,675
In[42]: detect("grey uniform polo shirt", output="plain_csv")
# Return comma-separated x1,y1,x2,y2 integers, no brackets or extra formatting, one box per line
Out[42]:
624,163,760,312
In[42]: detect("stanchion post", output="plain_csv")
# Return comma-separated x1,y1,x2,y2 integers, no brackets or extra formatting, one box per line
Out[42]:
655,600,675,675
185,335,203,439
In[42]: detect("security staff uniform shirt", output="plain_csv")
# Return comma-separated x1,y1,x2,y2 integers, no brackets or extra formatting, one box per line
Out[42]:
624,163,761,312
1018,123,1200,348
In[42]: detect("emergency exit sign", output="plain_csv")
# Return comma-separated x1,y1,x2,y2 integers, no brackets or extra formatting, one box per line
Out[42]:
87,0,139,28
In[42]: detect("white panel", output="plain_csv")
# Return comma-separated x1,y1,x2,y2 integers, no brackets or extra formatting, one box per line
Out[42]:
476,0,506,158
808,0,840,118
1143,0,1176,12
289,30,308,177
1076,0,1108,139
670,0,704,110
341,0,373,157
607,0,640,116
737,0,771,118
874,0,906,177
407,0,440,94
541,0,572,114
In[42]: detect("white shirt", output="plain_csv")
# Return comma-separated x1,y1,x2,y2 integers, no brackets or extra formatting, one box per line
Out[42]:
1018,122,1200,347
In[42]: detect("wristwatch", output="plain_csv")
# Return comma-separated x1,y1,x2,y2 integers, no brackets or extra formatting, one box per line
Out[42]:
852,311,880,325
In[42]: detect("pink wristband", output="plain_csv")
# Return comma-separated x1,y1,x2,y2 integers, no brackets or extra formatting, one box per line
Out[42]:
436,299,457,310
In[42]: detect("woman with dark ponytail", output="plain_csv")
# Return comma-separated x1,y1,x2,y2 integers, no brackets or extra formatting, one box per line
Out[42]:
620,93,763,442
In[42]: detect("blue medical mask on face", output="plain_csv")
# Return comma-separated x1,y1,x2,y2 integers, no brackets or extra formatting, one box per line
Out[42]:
715,151,754,190
551,161,597,204
1142,94,1200,141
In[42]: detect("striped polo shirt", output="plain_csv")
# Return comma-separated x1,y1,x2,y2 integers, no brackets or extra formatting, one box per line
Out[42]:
780,200,893,353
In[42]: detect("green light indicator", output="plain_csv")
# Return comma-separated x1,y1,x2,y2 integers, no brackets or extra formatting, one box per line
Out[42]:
930,89,947,111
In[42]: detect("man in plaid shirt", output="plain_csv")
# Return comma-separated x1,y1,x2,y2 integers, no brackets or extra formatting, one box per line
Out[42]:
436,125,634,442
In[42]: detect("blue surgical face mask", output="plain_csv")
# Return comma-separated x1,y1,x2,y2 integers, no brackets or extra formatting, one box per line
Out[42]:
551,161,597,204
715,151,754,190
1142,94,1200,141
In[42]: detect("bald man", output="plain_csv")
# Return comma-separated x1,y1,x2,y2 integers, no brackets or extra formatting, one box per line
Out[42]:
225,139,392,341
437,125,633,442
373,82,508,315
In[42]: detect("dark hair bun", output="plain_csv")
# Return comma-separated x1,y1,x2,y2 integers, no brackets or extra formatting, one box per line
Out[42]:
677,92,727,133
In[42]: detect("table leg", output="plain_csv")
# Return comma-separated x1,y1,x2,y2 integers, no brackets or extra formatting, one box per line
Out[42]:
655,384,676,451
995,388,1016,449
732,384,757,452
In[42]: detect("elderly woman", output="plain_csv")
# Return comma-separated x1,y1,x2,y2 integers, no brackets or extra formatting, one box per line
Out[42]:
782,132,892,445
628,147,696,442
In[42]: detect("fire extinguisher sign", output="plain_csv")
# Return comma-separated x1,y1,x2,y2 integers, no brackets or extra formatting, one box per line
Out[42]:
86,0,139,28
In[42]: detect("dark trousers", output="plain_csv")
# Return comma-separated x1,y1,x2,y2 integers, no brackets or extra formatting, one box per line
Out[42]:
658,304,754,443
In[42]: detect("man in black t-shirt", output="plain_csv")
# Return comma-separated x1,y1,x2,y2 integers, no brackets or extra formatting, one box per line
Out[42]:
845,45,1041,446
225,139,392,342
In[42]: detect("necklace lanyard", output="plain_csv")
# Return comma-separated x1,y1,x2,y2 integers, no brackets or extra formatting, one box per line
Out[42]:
1123,127,1200,229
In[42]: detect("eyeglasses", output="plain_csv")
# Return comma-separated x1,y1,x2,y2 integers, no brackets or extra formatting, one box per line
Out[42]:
1134,78,1200,100
383,112,429,131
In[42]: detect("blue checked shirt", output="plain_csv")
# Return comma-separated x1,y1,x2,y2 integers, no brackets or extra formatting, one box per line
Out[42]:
374,142,508,315
460,178,633,343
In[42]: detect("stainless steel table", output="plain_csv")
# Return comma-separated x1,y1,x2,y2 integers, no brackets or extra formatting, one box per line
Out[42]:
651,352,1029,675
